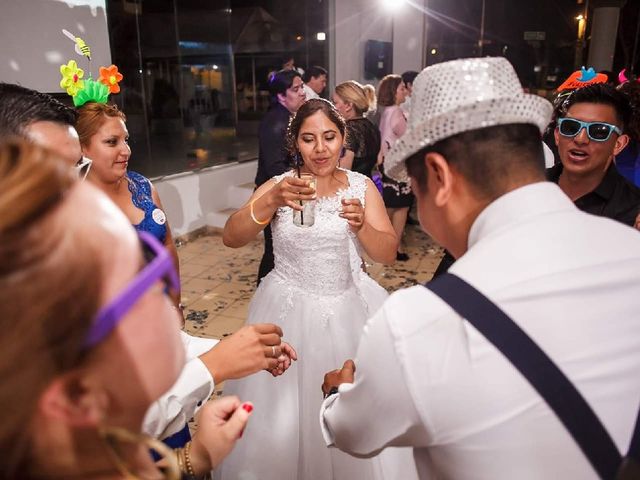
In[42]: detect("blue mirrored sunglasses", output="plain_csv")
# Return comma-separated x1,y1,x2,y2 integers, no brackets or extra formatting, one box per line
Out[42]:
557,118,622,142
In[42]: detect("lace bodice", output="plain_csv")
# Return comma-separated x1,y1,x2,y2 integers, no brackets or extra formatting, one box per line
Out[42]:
127,171,167,243
270,169,368,295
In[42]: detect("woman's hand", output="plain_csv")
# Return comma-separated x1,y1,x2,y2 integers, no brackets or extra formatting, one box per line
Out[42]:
188,397,254,474
269,341,298,377
268,176,316,211
340,198,365,232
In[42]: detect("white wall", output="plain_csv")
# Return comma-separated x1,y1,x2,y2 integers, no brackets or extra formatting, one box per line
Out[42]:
1,0,111,93
331,0,426,86
153,160,257,237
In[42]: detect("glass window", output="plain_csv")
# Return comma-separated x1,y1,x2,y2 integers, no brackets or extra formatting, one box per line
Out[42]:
105,0,328,179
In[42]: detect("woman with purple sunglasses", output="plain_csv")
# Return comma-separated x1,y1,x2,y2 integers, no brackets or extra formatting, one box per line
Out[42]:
0,141,252,479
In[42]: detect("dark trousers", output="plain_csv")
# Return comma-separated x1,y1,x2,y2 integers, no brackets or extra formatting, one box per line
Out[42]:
257,224,274,286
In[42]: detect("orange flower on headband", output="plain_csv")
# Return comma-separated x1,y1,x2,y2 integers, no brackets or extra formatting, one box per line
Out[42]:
98,65,123,94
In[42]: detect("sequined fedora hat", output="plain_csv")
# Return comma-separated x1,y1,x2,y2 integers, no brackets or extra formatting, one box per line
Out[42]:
384,57,553,183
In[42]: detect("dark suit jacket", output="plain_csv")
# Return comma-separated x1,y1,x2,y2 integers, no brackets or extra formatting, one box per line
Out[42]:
255,103,293,187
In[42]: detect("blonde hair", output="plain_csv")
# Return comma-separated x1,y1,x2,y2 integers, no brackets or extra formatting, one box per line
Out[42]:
0,141,102,476
334,81,377,117
75,102,127,147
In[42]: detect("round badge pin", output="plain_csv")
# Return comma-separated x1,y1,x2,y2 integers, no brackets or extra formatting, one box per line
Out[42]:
152,208,166,225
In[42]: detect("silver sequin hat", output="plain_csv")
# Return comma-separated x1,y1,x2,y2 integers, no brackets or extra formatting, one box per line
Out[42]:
384,57,553,183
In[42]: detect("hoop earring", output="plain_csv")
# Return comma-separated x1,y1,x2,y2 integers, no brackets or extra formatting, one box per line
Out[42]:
99,426,180,480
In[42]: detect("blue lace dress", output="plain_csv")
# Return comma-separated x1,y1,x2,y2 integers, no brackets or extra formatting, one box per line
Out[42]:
127,171,167,243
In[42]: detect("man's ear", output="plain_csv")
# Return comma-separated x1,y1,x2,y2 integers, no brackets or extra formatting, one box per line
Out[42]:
425,152,453,207
38,374,107,428
276,92,286,106
613,133,630,156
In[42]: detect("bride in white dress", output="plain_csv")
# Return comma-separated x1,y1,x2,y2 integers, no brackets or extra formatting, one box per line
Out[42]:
218,99,417,480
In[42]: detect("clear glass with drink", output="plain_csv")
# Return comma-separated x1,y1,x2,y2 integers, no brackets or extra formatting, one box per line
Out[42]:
292,173,316,228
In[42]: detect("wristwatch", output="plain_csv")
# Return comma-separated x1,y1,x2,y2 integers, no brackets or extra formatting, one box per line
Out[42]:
323,386,339,399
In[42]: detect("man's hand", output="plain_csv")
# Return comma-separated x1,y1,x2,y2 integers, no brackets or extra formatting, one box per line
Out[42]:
322,359,356,396
199,323,283,384
269,341,298,377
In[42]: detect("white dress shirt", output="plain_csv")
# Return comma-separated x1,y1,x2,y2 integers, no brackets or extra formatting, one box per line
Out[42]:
143,331,218,439
303,83,319,100
321,182,640,479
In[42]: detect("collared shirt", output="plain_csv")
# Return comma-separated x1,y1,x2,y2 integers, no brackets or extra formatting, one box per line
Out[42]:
143,331,218,439
547,163,640,227
321,182,640,479
255,103,293,187
303,83,319,100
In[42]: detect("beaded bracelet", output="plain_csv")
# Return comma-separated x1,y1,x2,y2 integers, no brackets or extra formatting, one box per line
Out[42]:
250,198,270,225
183,441,196,477
175,443,197,479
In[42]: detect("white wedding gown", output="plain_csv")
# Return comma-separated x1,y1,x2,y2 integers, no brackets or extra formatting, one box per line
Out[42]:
217,169,417,480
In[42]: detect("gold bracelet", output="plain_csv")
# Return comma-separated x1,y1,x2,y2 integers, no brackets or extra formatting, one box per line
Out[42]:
175,447,185,472
184,441,196,477
250,198,270,225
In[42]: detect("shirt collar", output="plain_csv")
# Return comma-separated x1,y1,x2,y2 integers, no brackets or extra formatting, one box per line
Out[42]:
468,182,576,249
590,164,619,200
546,162,618,201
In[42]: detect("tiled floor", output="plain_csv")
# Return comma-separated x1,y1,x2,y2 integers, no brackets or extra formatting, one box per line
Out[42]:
179,224,444,342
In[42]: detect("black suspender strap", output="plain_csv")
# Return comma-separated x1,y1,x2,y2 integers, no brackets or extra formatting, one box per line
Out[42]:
425,273,639,480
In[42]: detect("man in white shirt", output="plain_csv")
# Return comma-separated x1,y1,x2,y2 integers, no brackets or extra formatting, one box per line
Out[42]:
302,65,328,100
320,58,640,479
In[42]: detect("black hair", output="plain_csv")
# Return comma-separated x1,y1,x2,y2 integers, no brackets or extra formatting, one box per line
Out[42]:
304,66,328,83
287,98,346,157
405,123,545,200
559,83,631,132
401,71,419,86
618,80,640,142
268,69,302,102
0,83,78,139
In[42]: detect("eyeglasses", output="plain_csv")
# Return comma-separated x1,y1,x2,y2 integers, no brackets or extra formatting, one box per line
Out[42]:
84,231,180,348
75,156,92,181
557,118,622,142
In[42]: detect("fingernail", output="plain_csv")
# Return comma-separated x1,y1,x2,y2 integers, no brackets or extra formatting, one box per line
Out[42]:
242,403,253,413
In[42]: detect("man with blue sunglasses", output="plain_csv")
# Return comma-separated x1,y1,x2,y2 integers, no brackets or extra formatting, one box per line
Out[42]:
548,83,640,229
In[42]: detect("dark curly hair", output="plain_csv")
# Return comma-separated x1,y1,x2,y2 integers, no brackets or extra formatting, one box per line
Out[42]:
286,98,347,160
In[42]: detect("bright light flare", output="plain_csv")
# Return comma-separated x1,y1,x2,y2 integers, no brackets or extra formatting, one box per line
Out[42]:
381,0,405,11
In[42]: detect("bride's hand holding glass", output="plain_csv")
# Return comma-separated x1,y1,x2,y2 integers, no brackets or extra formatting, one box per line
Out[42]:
267,175,316,211
339,198,365,232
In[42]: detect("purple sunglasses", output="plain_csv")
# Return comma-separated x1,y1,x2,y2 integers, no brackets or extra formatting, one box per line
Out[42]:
84,231,180,348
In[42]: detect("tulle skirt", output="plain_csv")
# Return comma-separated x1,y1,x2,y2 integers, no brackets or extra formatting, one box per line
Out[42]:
216,270,417,480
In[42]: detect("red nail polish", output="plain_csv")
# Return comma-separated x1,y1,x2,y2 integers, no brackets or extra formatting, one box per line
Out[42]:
242,403,253,413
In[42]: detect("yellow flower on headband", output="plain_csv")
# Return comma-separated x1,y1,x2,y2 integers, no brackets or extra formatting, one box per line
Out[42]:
60,60,85,96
